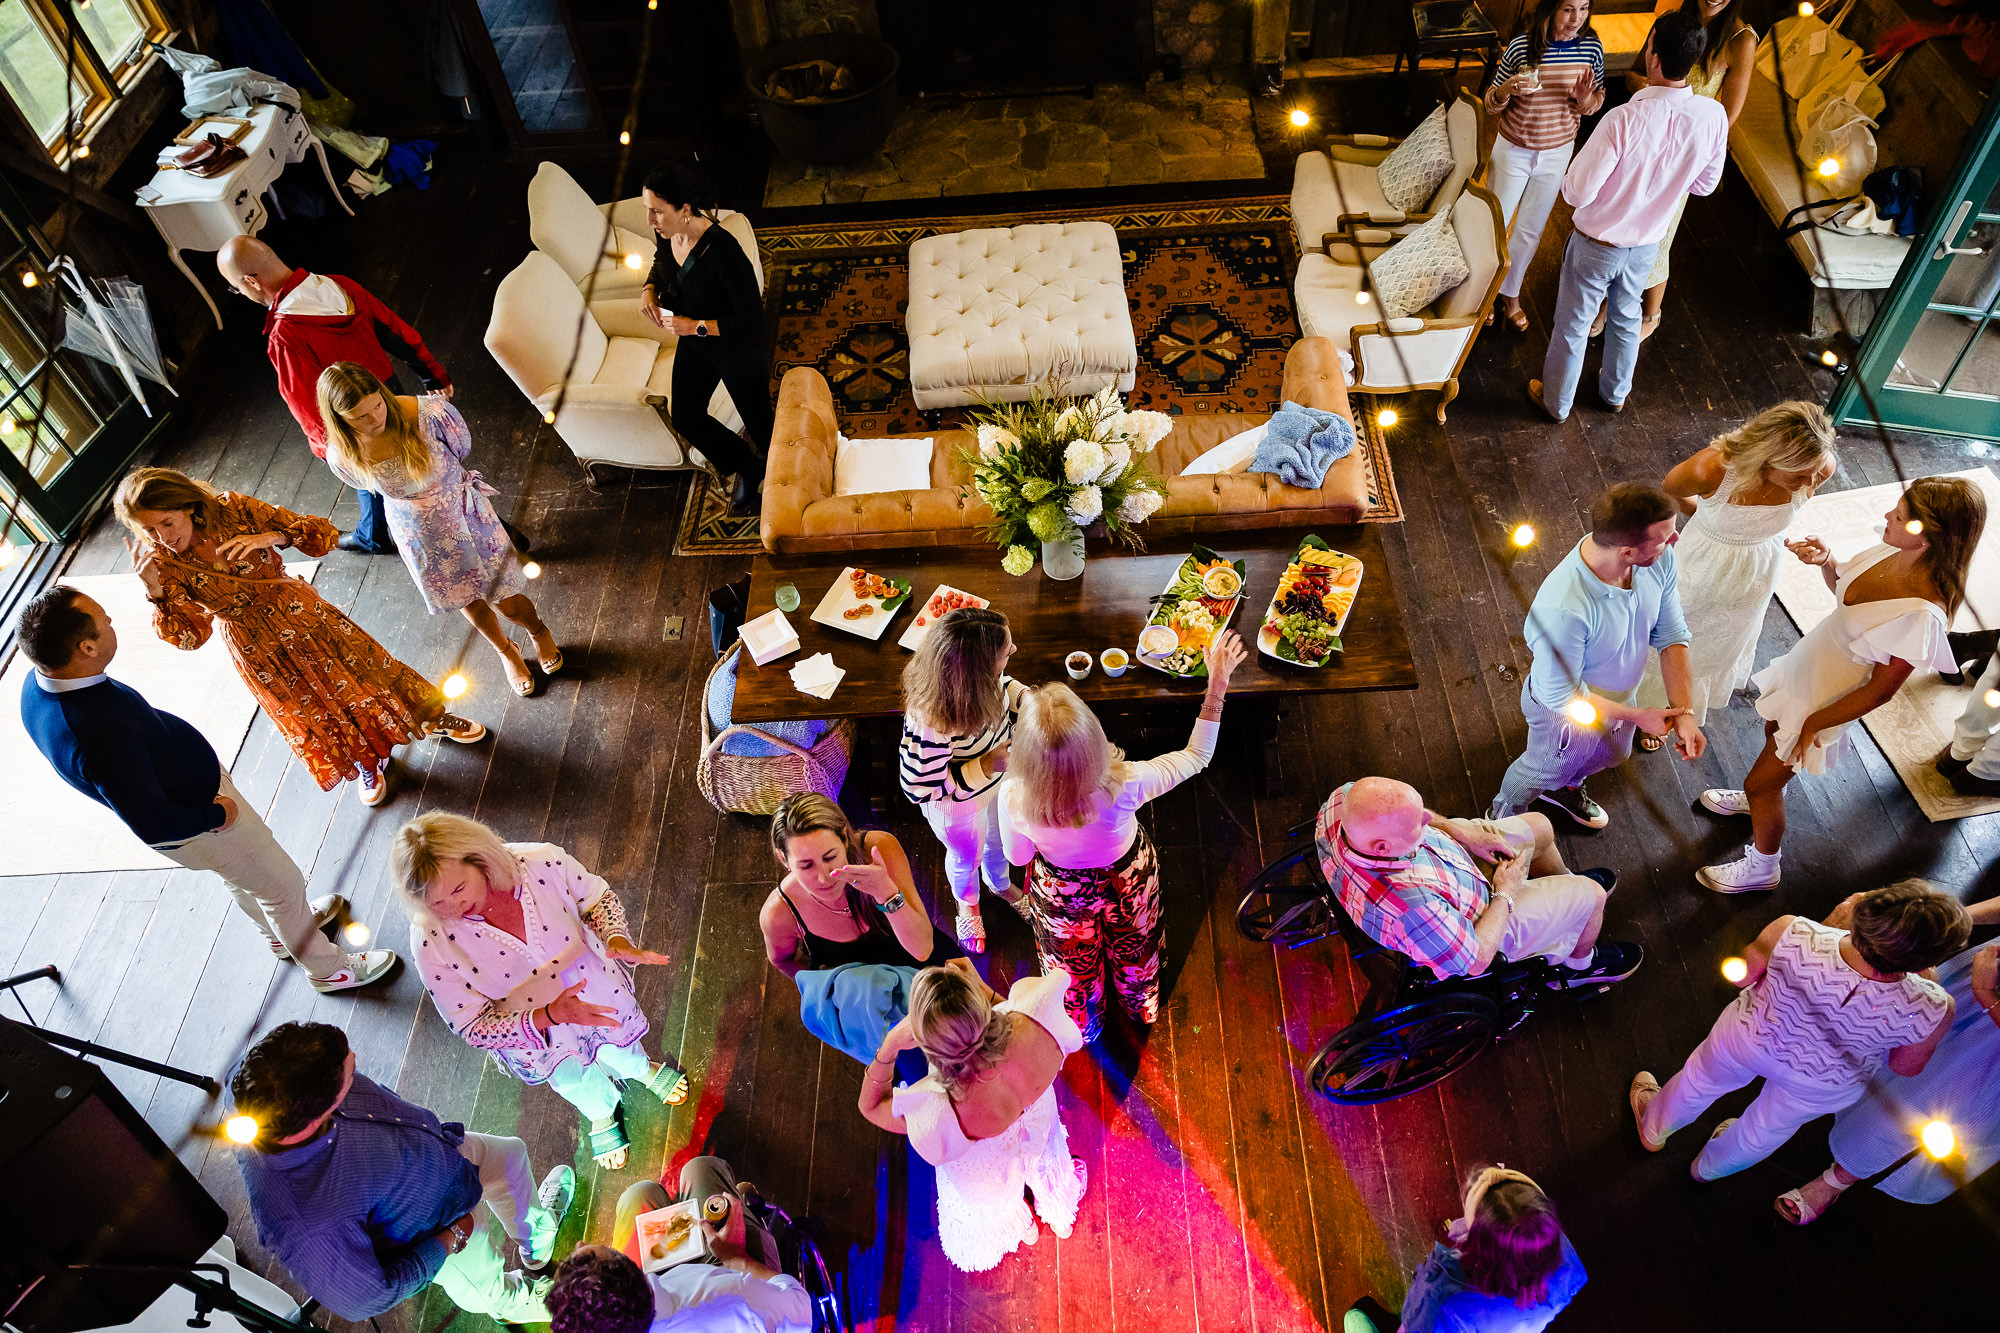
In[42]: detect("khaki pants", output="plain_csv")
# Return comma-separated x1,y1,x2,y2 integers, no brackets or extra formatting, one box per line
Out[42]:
432,1132,557,1323
152,771,345,980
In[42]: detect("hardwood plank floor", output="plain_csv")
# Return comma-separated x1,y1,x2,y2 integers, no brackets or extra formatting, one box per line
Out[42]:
6,106,1997,1333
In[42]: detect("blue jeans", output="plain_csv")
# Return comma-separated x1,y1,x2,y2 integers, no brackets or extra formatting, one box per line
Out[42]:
351,488,393,550
1539,232,1659,420
1489,681,1637,819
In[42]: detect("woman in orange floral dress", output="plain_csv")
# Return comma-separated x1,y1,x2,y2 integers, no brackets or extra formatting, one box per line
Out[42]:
114,468,488,807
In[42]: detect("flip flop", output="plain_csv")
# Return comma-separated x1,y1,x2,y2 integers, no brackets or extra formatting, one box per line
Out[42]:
587,1107,629,1168
642,1061,691,1106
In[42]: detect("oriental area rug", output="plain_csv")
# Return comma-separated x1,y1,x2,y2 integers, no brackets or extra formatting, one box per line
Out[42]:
674,196,1401,555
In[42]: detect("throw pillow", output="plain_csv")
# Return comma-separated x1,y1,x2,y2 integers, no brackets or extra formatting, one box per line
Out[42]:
1375,103,1454,213
1181,423,1267,476
1367,211,1469,320
706,648,828,758
833,434,935,496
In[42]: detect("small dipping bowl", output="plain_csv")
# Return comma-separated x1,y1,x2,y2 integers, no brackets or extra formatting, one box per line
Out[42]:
1137,624,1178,658
1066,651,1093,681
1100,648,1129,677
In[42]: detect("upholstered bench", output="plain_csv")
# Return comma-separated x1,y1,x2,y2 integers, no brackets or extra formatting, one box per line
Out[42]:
905,222,1139,410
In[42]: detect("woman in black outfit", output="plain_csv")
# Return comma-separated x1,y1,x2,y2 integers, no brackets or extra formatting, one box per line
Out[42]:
639,163,772,516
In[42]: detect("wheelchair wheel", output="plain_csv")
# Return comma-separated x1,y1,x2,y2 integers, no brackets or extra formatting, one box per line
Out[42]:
1307,992,1499,1105
1235,846,1337,947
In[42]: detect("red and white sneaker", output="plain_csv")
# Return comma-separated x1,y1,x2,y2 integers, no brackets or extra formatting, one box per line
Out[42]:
310,949,398,993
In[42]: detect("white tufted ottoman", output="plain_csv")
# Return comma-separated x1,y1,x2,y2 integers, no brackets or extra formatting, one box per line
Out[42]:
905,222,1138,410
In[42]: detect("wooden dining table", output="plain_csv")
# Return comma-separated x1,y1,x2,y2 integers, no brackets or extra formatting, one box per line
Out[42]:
729,525,1419,793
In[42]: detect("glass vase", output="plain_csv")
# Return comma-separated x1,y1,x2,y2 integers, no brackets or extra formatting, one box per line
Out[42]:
1040,533,1086,581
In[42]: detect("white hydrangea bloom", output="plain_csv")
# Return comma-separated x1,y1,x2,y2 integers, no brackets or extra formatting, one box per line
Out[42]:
1123,410,1174,450
1054,405,1082,435
1117,488,1164,523
976,423,1019,460
1066,483,1103,524
1098,440,1131,484
1091,385,1123,414
1063,439,1107,484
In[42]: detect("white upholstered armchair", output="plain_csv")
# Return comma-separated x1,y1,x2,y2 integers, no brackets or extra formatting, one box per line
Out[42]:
483,251,743,482
1292,183,1507,424
1291,89,1485,256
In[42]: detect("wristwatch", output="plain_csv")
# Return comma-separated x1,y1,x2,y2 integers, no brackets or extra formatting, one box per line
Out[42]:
447,1221,470,1253
695,320,710,337
878,891,906,914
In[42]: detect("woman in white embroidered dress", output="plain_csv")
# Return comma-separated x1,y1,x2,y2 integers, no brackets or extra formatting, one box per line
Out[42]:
392,812,690,1170
1632,402,1837,747
859,959,1086,1273
1696,477,1985,892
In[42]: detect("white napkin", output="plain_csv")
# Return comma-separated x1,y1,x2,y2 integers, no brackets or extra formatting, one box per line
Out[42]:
789,652,845,700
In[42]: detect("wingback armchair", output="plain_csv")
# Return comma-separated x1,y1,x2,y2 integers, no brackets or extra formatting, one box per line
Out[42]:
1291,89,1485,256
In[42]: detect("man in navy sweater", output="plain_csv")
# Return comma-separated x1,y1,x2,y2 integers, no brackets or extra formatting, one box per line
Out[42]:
16,586,395,993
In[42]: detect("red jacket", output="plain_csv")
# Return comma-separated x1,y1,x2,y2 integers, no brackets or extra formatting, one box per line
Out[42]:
263,271,451,456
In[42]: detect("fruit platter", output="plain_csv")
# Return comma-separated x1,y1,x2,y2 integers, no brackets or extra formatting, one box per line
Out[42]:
1259,536,1363,666
1136,544,1247,677
898,585,991,651
809,566,912,640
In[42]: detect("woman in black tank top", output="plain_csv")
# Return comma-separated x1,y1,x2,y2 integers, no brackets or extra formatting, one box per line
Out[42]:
759,794,963,977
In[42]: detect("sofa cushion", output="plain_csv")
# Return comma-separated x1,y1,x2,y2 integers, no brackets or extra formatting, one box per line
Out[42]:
1294,252,1378,345
1376,103,1454,212
835,434,935,496
1179,423,1266,475
1369,211,1469,319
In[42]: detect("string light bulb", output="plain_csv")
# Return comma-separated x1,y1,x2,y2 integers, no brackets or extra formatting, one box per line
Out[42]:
1985,688,2000,709
522,561,542,579
1720,956,1749,984
1511,523,1536,547
619,130,631,145
343,921,371,946
0,542,20,569
542,409,556,424
1377,408,1397,428
1289,108,1311,128
1798,2,1814,14
74,144,89,160
1920,1119,1956,1160
1356,289,1371,305
19,270,36,288
1818,157,1841,177
1905,519,1924,535
224,1115,259,1144
1566,697,1598,726
623,252,644,270
442,673,468,699
0,416,13,434
1820,349,1839,366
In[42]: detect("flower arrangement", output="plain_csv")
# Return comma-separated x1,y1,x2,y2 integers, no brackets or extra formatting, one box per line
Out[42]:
960,384,1173,575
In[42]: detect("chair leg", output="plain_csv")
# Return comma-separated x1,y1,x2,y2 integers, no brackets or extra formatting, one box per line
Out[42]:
1435,379,1459,424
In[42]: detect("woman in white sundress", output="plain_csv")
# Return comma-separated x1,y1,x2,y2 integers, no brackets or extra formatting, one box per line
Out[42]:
1633,402,1836,749
1697,476,1985,893
859,960,1086,1273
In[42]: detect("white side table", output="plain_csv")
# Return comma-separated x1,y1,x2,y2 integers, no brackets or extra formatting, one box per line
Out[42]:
134,104,355,328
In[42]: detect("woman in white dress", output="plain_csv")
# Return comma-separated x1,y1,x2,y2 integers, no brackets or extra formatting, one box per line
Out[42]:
1697,476,1986,892
391,811,690,1170
859,959,1086,1273
1633,402,1836,748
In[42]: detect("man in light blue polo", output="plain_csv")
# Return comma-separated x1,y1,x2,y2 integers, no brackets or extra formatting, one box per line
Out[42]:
1490,483,1706,829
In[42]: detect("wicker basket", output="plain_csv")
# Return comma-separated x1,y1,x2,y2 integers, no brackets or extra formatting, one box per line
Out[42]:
696,642,855,814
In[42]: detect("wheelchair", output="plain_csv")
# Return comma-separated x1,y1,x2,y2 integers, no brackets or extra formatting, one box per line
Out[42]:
1235,819,1617,1105
736,1185,847,1332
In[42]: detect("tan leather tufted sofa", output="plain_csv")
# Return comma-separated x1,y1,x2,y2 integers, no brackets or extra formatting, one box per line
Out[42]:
906,222,1139,410
760,337,1367,554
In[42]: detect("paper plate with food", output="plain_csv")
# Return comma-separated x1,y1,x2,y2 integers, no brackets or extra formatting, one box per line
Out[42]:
810,566,912,640
1137,544,1247,677
1259,536,1363,667
898,584,991,651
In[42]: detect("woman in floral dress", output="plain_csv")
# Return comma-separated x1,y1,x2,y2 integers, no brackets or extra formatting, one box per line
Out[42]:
116,468,486,807
317,363,561,699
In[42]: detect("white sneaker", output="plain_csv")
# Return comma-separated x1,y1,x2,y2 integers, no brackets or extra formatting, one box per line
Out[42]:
1699,788,1751,816
271,893,349,959
310,949,398,993
1696,849,1780,894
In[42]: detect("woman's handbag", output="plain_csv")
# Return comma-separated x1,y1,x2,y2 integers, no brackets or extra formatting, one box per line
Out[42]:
1797,99,1879,196
697,641,854,814
1794,51,1900,140
1756,0,1864,95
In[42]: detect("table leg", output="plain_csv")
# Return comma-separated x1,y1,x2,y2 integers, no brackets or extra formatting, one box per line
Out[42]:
1245,698,1285,798
312,137,357,218
168,242,222,329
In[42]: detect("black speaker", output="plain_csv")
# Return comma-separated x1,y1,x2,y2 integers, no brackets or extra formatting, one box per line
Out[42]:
0,1020,226,1333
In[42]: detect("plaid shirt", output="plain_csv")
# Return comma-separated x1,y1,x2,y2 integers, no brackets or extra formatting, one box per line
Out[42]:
1315,782,1490,979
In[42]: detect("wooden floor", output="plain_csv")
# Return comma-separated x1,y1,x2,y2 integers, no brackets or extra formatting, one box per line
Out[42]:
6,123,1998,1333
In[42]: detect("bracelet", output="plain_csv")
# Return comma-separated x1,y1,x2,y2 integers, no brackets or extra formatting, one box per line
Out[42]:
1493,890,1517,914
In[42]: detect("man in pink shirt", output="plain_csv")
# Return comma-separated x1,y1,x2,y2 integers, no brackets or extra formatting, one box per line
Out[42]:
1529,8,1728,422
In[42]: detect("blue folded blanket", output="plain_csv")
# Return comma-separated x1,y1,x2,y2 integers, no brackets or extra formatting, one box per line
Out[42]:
1249,400,1357,489
796,962,929,1083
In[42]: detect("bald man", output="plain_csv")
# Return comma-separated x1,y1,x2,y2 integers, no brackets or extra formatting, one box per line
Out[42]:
218,237,452,555
1314,777,1641,986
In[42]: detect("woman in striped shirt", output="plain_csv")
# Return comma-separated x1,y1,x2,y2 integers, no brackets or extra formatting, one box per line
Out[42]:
899,608,1034,953
1483,0,1606,333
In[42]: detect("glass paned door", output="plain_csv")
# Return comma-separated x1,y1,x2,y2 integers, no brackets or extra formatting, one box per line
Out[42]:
459,0,601,145
1835,88,2000,441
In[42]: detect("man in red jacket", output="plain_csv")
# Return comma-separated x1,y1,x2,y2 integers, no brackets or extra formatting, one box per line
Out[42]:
217,237,452,554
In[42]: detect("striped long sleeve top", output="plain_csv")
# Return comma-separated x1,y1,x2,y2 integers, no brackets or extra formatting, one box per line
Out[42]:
898,676,1027,806
1489,32,1604,152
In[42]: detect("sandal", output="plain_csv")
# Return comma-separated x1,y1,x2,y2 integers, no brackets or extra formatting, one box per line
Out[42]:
504,654,538,698
642,1061,691,1106
955,907,987,954
998,888,1035,923
1629,1071,1667,1151
1588,308,1607,338
1505,305,1530,334
1776,1166,1851,1226
1693,1118,1738,1181
586,1107,629,1169
1636,731,1664,753
538,645,565,676
1639,315,1662,342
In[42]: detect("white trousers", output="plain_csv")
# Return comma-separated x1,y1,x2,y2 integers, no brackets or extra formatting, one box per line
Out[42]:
542,1037,652,1121
1487,135,1574,300
1642,1002,1864,1180
1950,658,2000,779
921,793,1012,906
432,1131,556,1322
153,771,346,979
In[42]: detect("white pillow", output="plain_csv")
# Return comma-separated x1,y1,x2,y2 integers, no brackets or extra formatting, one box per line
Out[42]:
834,434,935,496
1180,423,1266,476
1368,211,1469,320
1376,103,1454,213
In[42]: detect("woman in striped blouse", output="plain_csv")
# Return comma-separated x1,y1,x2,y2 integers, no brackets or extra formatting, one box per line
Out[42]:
899,608,1034,953
1483,0,1605,333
